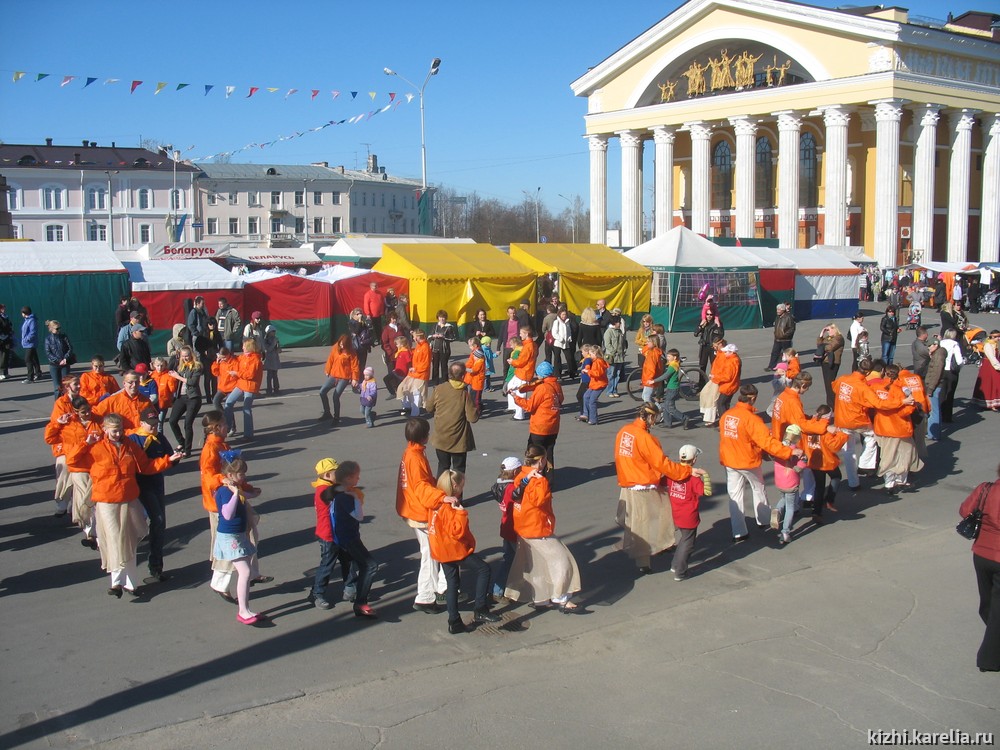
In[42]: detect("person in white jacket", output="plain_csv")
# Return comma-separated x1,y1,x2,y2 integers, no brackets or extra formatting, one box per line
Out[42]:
550,309,575,379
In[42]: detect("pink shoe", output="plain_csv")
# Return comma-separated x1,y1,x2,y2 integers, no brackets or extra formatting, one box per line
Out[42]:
236,613,260,625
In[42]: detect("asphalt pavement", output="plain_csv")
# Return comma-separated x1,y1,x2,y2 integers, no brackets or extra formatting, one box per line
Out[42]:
1,307,998,749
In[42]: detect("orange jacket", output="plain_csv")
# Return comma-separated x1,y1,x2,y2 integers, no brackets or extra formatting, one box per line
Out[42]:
324,346,359,381
200,433,228,512
48,417,103,471
831,371,904,430
79,372,119,406
395,441,445,524
513,377,563,436
805,429,849,471
898,368,931,413
872,381,915,438
212,357,239,394
428,503,476,563
50,394,74,423
151,370,176,408
585,357,609,390
615,417,693,486
511,338,536,380
511,466,555,538
785,356,801,380
770,388,829,441
92,390,152,432
464,352,485,392
719,401,793,470
410,341,431,380
641,346,664,386
81,437,173,504
236,352,264,393
711,351,741,396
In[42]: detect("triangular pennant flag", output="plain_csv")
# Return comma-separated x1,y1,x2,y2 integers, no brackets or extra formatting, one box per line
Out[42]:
204,84,214,96
388,92,396,102
368,91,376,101
285,88,298,98
247,87,260,98
350,91,358,99
331,90,340,100
130,80,143,94
155,82,168,95
36,73,50,82
60,76,75,87
84,77,97,88
176,83,189,91
266,87,279,94
311,89,319,100
225,86,236,98
405,93,414,103
105,78,120,85
12,71,25,82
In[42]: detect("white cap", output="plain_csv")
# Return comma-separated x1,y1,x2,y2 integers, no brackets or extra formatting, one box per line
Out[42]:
678,444,702,461
721,343,738,353
501,456,522,471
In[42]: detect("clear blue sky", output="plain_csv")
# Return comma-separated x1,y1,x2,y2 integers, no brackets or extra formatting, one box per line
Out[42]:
0,0,963,223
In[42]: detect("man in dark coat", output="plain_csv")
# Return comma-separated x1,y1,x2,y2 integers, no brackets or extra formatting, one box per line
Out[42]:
425,362,479,478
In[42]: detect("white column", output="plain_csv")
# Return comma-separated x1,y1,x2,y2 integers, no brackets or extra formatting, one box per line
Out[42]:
588,134,608,244
981,114,1000,264
822,106,850,247
652,126,675,237
618,130,643,247
687,121,712,235
729,116,757,239
946,109,978,263
872,99,905,268
775,111,802,248
911,104,942,258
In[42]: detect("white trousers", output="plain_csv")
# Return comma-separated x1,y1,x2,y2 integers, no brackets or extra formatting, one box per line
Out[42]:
726,466,770,537
507,375,526,419
839,428,877,487
413,527,446,604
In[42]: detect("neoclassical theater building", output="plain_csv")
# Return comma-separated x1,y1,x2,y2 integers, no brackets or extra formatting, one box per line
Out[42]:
571,0,1000,266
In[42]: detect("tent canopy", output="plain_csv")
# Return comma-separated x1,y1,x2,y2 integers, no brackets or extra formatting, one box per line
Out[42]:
773,247,860,321
373,243,535,330
242,272,333,348
228,246,322,267
809,245,874,265
731,248,796,325
124,259,243,291
322,236,475,267
508,243,652,322
0,241,129,361
307,266,409,339
625,227,762,332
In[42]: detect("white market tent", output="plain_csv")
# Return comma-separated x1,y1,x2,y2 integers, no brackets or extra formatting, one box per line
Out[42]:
321,236,475,266
228,246,323,268
773,247,860,320
810,245,873,265
124,259,243,291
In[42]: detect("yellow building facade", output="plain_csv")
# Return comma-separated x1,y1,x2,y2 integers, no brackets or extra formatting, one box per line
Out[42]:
571,0,1000,266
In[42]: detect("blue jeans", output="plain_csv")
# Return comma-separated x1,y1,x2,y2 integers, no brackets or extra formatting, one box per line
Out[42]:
49,363,70,398
605,362,625,395
319,377,349,419
312,539,351,599
881,341,896,364
224,387,255,438
493,538,517,595
775,489,799,533
361,404,375,426
583,388,601,424
663,387,686,425
927,386,942,440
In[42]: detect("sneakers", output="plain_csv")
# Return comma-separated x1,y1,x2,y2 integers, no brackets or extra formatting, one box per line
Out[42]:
307,592,333,610
780,531,791,544
672,570,687,581
769,508,781,530
435,592,447,606
733,534,749,543
343,588,357,602
473,608,501,624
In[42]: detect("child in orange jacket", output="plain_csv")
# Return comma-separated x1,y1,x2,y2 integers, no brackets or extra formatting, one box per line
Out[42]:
464,337,486,415
224,339,263,440
581,346,608,425
428,470,500,634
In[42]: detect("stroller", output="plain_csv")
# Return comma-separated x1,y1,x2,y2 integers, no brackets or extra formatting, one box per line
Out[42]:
906,300,922,330
965,327,987,366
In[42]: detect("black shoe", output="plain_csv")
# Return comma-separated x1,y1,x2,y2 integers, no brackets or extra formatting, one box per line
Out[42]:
317,413,333,422
107,585,123,598
733,534,749,543
473,608,501,624
683,417,692,430
413,602,442,614
143,571,170,584
124,586,144,598
307,592,333,610
81,537,98,550
448,618,468,634
638,566,653,576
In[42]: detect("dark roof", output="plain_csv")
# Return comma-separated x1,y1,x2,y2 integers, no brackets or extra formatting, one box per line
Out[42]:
0,142,200,172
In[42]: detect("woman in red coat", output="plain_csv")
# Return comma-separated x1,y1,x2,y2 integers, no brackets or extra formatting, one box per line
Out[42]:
959,464,1000,671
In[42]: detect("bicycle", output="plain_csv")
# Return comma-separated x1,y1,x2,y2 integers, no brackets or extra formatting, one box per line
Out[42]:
626,358,708,402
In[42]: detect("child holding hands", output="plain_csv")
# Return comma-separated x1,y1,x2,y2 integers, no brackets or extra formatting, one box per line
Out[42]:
665,444,711,580
214,458,263,624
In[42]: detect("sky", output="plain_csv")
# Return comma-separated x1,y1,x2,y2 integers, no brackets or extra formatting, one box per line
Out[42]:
0,0,970,225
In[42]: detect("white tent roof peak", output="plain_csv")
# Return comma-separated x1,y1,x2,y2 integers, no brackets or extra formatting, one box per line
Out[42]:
624,226,757,270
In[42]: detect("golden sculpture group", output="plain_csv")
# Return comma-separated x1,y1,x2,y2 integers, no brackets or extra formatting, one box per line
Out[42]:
659,48,792,101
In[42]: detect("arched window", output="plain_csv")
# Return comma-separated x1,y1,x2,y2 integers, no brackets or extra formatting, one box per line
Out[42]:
755,137,774,208
138,188,151,210
799,132,818,208
711,141,733,210
87,187,107,210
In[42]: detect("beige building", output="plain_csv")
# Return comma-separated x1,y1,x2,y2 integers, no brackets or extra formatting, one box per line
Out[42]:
571,0,1000,266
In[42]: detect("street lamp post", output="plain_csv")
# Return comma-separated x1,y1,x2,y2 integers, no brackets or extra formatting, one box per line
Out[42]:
558,193,576,242
384,58,441,234
523,187,541,242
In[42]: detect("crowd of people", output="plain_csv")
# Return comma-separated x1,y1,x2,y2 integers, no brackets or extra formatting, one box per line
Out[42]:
6,279,997,664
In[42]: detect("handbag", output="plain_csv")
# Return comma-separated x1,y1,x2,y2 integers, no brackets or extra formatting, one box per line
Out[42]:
957,482,993,540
